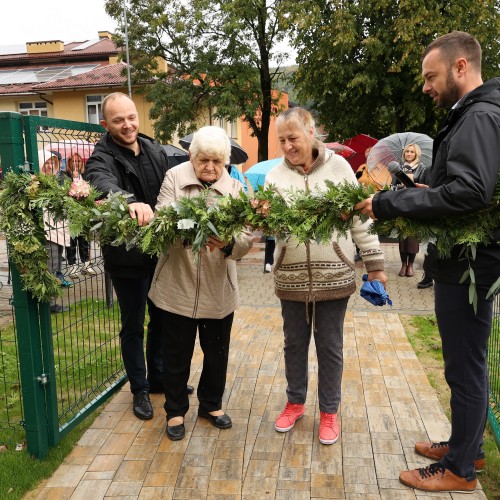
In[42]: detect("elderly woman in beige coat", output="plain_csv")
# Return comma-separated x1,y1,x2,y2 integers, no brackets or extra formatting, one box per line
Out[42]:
149,126,253,441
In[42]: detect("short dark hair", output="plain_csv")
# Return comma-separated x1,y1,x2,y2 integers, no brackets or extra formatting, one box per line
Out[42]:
422,31,482,72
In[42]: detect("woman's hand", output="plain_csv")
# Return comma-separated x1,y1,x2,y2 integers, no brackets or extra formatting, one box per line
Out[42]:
206,235,229,252
366,270,388,288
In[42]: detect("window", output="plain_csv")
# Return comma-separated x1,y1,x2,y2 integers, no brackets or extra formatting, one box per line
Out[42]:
230,120,238,139
87,95,104,124
19,101,47,117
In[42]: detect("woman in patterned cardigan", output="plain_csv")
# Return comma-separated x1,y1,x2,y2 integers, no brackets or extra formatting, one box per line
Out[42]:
265,107,387,445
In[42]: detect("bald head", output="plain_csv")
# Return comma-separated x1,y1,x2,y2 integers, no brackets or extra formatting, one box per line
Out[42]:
100,92,140,152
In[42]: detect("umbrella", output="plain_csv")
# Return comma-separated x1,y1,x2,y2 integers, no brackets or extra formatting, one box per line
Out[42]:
360,274,393,307
244,157,282,191
367,132,433,171
342,134,379,171
162,144,189,168
179,133,248,164
364,132,433,190
44,139,95,162
325,142,358,172
325,142,356,159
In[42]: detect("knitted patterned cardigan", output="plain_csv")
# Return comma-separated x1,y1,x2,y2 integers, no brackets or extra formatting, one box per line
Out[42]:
264,141,385,303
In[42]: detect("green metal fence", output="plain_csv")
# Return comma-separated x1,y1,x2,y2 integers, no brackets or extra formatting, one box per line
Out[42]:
489,294,500,448
0,112,126,458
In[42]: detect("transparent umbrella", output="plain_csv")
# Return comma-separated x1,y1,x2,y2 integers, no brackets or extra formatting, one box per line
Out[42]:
366,132,433,189
367,132,433,171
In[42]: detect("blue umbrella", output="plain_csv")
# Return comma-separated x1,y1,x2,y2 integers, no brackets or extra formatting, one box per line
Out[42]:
244,158,282,191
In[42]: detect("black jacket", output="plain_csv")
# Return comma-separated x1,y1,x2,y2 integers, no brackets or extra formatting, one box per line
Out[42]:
373,78,500,286
86,132,170,279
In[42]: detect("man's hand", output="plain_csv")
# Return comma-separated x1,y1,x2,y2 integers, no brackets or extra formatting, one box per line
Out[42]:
129,202,154,226
354,194,376,219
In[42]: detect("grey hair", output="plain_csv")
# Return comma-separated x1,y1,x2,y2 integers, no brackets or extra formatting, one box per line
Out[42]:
189,126,231,165
275,107,316,136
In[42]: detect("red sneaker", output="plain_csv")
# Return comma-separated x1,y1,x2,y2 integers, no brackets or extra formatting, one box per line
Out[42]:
319,412,339,444
275,402,305,432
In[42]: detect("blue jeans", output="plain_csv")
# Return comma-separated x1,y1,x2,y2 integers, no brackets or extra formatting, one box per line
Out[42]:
435,281,493,478
111,273,163,395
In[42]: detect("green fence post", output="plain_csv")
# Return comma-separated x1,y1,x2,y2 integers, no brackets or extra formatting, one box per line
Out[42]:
0,112,49,458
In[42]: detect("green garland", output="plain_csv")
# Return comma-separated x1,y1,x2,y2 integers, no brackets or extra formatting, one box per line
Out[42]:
0,171,498,304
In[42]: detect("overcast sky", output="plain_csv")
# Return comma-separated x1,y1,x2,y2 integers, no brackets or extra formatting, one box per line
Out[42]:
4,1,295,64
3,0,118,46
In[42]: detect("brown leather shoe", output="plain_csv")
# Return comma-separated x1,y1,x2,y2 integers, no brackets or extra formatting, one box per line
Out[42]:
399,463,477,493
415,441,485,472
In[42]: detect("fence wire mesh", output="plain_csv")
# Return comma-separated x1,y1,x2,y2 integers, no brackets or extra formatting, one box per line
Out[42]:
0,116,126,454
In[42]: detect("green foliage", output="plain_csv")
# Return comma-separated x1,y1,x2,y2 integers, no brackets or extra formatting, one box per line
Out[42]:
288,0,500,140
105,0,291,161
1,170,498,305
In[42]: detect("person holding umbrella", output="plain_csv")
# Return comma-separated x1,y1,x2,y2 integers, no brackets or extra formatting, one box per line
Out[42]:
395,143,427,278
356,31,500,493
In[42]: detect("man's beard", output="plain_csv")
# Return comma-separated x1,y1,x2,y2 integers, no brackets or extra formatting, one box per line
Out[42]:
437,70,462,109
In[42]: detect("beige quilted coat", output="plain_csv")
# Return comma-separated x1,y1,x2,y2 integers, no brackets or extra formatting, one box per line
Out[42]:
148,162,253,319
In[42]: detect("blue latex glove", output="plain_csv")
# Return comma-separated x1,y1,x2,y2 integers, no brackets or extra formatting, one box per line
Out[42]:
360,274,393,306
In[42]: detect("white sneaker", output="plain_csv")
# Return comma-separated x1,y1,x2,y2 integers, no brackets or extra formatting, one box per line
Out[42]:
81,263,97,276
265,263,272,273
68,265,80,279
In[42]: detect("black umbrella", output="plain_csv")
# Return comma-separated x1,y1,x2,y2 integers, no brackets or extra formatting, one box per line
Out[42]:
161,144,190,168
179,133,249,164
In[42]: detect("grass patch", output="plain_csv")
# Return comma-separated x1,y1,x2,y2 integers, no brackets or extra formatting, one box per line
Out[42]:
0,411,98,499
0,297,126,499
401,314,500,500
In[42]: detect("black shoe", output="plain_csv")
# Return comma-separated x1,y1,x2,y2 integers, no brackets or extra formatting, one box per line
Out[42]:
50,304,69,313
166,421,185,441
198,409,232,429
417,273,434,289
133,391,153,420
187,385,195,395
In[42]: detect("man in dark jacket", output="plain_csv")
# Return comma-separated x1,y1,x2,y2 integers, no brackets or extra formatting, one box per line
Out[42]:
356,32,500,493
86,92,193,420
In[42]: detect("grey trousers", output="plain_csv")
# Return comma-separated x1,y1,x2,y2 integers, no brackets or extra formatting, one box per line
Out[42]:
280,298,348,413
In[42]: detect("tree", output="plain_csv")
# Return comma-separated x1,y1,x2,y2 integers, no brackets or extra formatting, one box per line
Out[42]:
288,0,500,141
105,0,292,161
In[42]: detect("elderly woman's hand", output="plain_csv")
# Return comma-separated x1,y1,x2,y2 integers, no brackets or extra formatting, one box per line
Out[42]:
206,235,230,252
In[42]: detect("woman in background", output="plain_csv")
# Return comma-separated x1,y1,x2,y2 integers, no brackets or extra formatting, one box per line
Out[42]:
65,153,97,278
396,144,426,277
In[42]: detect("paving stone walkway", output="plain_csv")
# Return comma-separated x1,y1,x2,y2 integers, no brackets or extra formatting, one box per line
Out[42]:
18,240,486,499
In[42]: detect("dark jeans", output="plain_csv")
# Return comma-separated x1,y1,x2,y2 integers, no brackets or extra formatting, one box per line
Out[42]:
281,298,348,413
66,236,90,264
435,281,493,478
161,310,233,419
111,274,163,395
